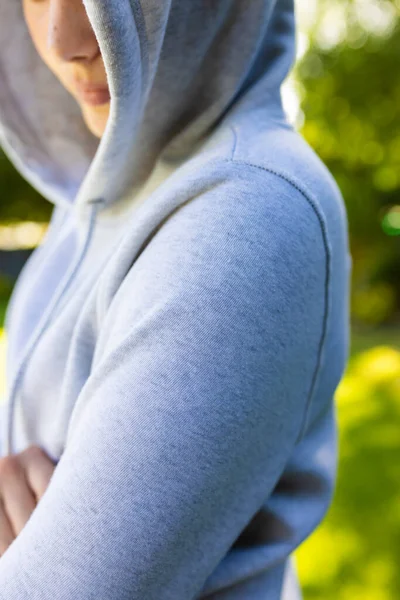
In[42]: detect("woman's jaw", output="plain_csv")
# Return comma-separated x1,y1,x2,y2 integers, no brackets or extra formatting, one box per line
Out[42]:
22,0,110,139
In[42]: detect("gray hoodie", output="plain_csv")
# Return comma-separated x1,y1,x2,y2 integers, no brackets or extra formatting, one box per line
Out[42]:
0,0,351,598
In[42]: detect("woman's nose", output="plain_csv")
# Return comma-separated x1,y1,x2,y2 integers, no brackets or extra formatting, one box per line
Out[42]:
46,0,99,64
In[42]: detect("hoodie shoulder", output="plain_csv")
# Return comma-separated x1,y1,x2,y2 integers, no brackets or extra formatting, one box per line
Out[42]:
227,118,349,237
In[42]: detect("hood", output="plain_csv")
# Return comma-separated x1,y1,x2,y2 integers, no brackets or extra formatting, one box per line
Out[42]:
0,0,297,216
1,0,297,456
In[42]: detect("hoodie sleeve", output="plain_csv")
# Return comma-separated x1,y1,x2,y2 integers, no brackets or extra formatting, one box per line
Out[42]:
0,170,328,599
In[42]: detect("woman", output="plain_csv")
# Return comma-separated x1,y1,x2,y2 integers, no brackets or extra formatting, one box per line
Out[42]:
0,0,352,598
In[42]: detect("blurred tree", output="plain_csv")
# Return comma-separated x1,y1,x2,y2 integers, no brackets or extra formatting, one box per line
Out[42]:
294,0,400,324
0,149,51,222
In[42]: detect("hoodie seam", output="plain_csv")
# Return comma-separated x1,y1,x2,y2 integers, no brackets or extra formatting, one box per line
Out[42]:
131,0,150,86
224,152,331,445
230,124,238,160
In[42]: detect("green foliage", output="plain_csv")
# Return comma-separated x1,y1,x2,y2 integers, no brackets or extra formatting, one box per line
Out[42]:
0,273,13,298
0,148,51,223
294,0,400,324
295,337,400,599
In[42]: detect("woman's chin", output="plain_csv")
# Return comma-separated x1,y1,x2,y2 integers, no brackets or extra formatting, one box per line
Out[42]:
81,102,110,139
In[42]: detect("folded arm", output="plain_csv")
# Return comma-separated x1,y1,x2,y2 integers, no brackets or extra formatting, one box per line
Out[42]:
0,171,327,599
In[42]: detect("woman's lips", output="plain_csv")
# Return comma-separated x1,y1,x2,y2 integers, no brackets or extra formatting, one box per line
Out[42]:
73,79,110,106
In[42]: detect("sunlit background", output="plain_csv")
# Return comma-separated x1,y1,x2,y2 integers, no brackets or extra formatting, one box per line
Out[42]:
0,0,400,598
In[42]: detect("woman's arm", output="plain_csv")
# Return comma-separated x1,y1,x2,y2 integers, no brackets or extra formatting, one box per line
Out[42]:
0,171,329,599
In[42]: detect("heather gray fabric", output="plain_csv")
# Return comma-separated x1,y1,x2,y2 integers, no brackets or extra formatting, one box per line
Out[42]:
0,0,352,598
